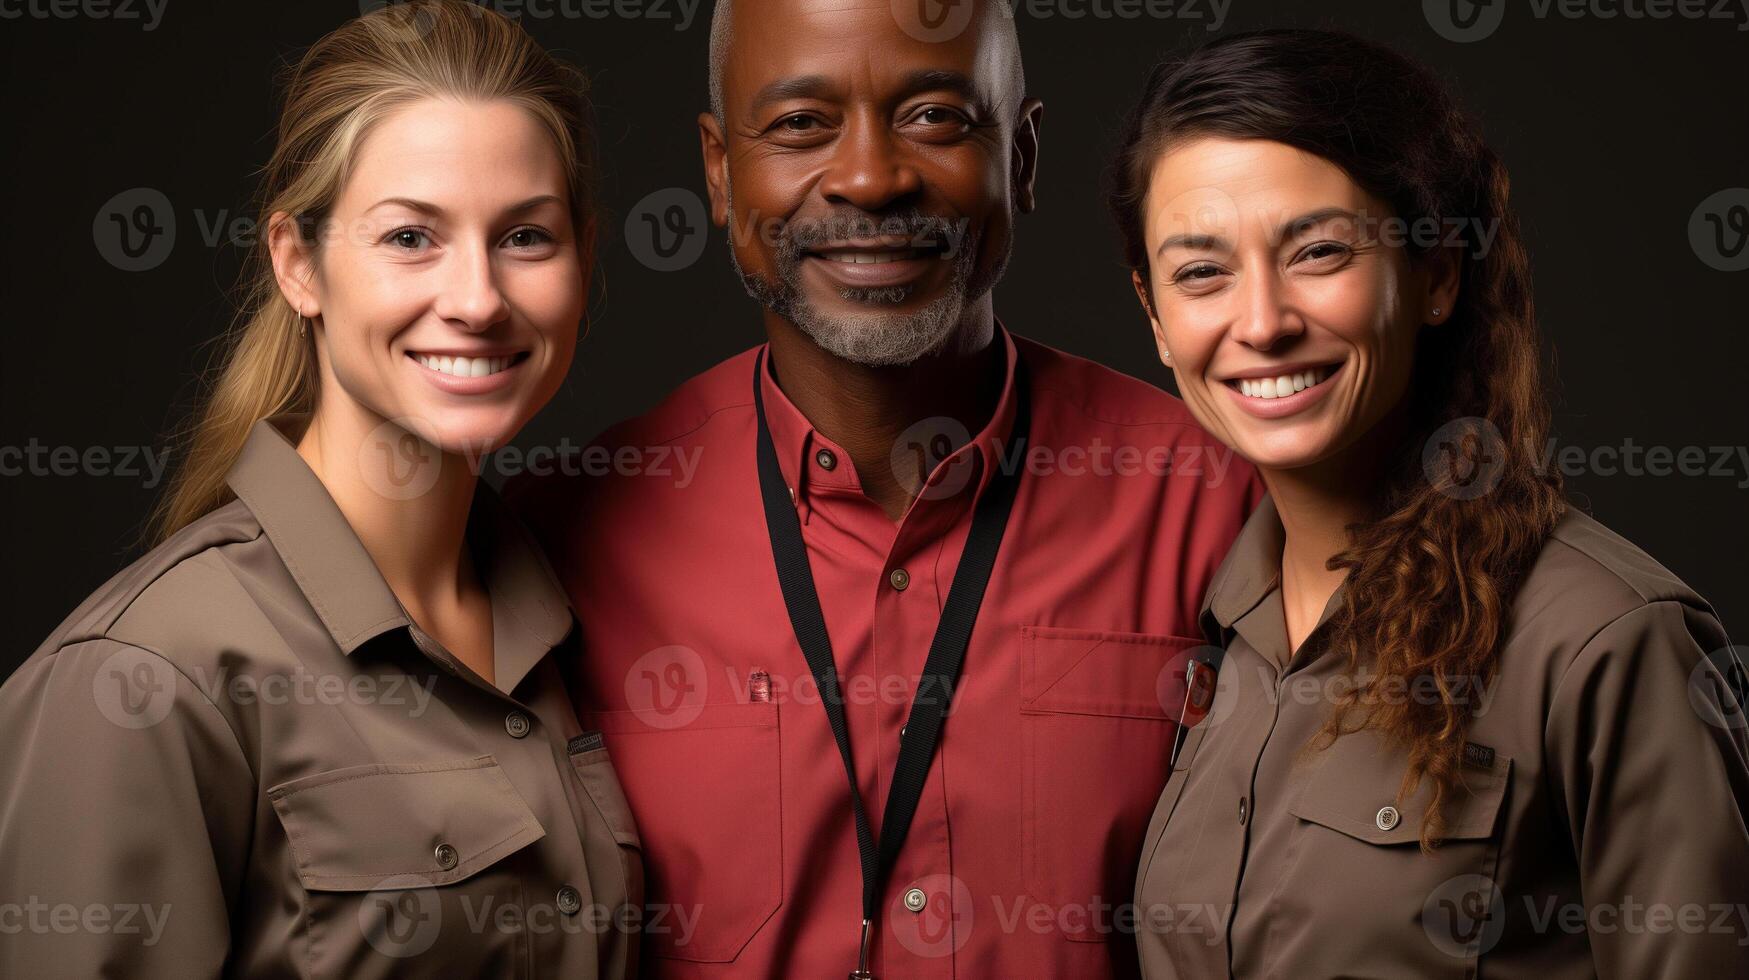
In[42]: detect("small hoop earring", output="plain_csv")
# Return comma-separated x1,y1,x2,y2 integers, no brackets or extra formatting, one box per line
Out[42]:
1431,307,1443,318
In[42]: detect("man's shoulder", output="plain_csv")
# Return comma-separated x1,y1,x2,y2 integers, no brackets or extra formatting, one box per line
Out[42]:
504,348,762,525
1015,335,1217,442
595,346,763,451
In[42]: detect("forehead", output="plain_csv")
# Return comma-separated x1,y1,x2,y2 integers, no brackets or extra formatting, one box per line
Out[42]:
1145,138,1369,235
339,99,565,206
725,0,1013,107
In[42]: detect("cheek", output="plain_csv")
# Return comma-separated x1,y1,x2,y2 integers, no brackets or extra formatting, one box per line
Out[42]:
1153,290,1223,367
507,259,585,377
1297,273,1388,340
319,262,426,373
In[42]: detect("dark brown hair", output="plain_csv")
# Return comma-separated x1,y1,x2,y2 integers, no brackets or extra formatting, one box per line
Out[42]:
1108,29,1565,848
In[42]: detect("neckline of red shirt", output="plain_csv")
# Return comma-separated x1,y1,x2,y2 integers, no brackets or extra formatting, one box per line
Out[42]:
755,319,1024,520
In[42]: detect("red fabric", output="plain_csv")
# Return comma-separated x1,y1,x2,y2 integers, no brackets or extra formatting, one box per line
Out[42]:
511,325,1263,978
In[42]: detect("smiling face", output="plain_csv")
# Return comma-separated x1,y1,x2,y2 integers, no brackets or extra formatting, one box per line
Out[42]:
279,97,585,456
702,0,1038,366
1132,137,1457,474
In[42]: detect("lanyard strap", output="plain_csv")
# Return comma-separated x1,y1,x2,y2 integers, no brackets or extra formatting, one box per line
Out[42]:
752,348,1031,971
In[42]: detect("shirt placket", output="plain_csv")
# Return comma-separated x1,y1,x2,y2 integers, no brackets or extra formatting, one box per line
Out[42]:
406,627,595,970
874,456,977,980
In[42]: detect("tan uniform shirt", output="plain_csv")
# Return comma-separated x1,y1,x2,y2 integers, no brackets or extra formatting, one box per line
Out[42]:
1136,496,1749,979
0,414,642,979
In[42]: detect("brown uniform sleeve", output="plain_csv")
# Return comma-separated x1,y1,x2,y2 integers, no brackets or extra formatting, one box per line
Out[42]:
1544,600,1749,978
0,637,255,978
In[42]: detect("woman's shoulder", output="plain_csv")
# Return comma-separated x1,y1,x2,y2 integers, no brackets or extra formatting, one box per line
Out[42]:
1508,504,1730,673
16,498,273,687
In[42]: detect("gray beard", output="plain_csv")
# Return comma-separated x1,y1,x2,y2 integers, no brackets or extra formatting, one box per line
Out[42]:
725,182,1009,367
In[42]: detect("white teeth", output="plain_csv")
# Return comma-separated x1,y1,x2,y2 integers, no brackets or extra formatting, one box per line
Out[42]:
821,250,921,264
1237,366,1333,400
414,353,516,378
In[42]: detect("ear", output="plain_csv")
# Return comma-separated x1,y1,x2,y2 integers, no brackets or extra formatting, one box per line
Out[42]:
1012,97,1044,214
1131,268,1171,365
698,111,730,228
1422,242,1463,326
267,210,320,319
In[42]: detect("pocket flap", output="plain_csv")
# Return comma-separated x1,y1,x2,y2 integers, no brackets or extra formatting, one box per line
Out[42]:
268,755,545,891
571,745,641,849
1288,730,1511,845
1021,626,1211,720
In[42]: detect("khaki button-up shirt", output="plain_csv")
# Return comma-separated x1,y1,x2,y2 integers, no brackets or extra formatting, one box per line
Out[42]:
0,414,642,979
1136,496,1749,979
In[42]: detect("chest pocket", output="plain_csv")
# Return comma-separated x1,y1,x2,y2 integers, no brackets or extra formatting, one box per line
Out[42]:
267,755,545,977
1018,626,1211,942
1280,730,1513,977
568,738,645,930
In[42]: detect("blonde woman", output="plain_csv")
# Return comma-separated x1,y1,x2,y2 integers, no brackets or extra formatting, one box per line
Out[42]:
0,3,640,976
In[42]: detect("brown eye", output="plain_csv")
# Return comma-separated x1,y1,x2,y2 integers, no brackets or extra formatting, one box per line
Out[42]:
505,228,550,249
1299,242,1350,262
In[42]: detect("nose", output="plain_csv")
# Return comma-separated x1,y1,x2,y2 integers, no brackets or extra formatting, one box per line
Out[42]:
1228,266,1305,352
433,240,510,331
814,110,924,213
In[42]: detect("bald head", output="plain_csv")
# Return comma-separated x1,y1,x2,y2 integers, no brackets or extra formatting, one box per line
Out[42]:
707,0,1026,124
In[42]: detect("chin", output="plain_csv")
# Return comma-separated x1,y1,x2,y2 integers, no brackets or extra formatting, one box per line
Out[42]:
1227,425,1341,473
405,406,528,457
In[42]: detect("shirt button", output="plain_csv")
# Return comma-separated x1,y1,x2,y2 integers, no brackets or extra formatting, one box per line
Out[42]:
1238,797,1249,825
903,887,928,913
504,710,531,738
556,884,582,915
1376,805,1401,831
434,842,459,870
815,448,837,471
889,568,910,591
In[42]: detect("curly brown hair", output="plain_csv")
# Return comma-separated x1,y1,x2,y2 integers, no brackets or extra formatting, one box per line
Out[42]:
1108,29,1567,849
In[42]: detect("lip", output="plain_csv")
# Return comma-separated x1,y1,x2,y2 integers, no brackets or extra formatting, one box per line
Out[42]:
1218,359,1344,383
802,250,948,290
1221,361,1344,419
404,349,530,396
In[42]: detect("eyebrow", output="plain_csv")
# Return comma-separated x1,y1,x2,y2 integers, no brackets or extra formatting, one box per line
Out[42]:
747,69,986,115
365,194,566,219
1154,206,1365,259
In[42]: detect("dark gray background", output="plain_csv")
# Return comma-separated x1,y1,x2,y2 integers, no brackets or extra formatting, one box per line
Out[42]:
4,0,1746,677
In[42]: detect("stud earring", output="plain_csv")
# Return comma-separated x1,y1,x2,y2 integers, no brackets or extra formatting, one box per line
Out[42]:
1432,307,1443,317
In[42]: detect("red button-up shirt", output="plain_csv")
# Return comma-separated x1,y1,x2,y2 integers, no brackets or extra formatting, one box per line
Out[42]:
510,324,1262,978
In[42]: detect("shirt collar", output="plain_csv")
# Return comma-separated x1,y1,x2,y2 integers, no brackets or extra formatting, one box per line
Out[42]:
1202,493,1287,632
1199,493,1350,669
224,414,574,694
757,319,1023,513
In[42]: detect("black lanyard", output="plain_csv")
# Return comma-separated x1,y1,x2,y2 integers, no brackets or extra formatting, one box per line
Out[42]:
752,349,1030,980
